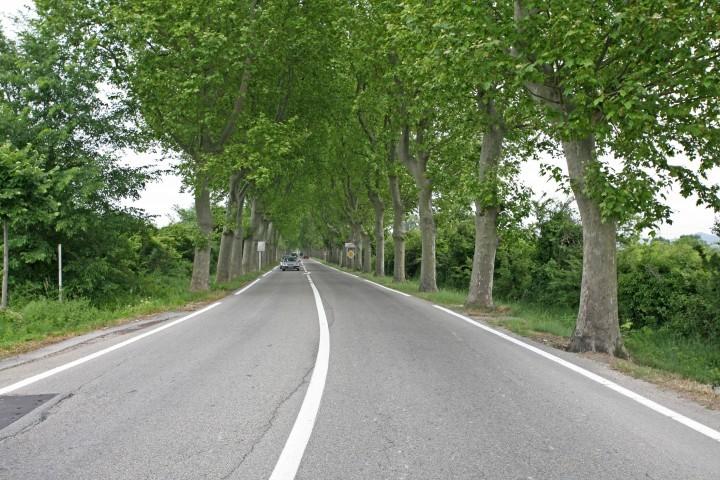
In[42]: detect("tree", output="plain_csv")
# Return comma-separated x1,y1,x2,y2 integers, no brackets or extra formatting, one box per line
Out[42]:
513,0,720,355
0,144,54,308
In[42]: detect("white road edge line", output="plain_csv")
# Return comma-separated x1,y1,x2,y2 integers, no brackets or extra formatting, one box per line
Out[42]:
319,262,358,278
0,302,222,396
362,279,411,297
314,260,410,297
235,278,261,295
432,305,720,443
268,271,330,480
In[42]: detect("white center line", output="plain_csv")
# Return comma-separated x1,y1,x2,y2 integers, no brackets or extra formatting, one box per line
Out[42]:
0,302,222,396
433,305,720,443
268,271,330,480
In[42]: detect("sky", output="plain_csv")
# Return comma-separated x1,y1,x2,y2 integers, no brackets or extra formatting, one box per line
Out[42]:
2,1,718,236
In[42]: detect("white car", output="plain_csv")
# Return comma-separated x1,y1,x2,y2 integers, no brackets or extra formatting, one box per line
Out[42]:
280,256,301,271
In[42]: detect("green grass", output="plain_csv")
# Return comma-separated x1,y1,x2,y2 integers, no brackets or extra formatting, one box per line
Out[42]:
0,269,269,356
624,329,720,386
322,261,720,387
489,301,576,338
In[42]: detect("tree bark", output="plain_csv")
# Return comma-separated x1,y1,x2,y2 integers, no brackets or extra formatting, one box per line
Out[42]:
563,137,626,356
263,221,273,269
351,224,362,271
398,125,437,292
190,176,213,291
242,197,258,273
229,190,246,279
466,116,504,309
1,221,8,309
416,177,438,292
216,173,241,283
361,230,372,273
369,191,385,276
388,173,406,282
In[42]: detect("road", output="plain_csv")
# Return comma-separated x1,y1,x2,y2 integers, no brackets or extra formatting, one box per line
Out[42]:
0,260,719,479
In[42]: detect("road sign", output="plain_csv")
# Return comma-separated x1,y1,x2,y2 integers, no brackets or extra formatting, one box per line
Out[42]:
346,249,355,259
257,241,266,252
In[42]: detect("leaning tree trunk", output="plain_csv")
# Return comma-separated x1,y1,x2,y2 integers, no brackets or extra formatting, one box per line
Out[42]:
216,173,241,283
190,177,213,291
416,176,438,292
563,137,625,356
229,190,246,279
1,220,8,309
369,192,385,277
466,119,504,309
388,174,406,282
361,231,372,274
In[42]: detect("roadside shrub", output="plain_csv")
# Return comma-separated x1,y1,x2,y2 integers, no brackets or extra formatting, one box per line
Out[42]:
0,309,24,337
618,237,720,340
19,299,105,335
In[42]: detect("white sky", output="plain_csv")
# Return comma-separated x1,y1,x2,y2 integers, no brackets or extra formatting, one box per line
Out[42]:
3,1,718,236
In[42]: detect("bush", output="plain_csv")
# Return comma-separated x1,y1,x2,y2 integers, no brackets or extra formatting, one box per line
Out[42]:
0,308,24,337
19,299,105,334
618,237,720,340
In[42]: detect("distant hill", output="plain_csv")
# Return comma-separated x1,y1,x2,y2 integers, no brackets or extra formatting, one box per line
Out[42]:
690,232,720,245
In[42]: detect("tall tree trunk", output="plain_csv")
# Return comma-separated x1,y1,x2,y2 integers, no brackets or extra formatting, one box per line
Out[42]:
361,231,372,273
514,0,624,356
563,137,625,356
216,173,241,283
398,125,437,292
229,190,246,279
416,177,438,292
369,192,385,277
242,197,258,273
190,177,213,291
467,117,504,309
388,174,405,282
1,221,8,309
263,221,273,269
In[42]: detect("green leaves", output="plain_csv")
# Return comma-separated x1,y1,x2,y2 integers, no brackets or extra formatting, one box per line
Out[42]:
0,143,56,224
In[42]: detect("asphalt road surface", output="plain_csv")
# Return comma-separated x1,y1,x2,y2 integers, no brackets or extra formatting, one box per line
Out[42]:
1,260,719,479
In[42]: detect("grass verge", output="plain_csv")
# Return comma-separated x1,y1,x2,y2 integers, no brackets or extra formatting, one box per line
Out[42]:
0,269,269,358
323,261,720,400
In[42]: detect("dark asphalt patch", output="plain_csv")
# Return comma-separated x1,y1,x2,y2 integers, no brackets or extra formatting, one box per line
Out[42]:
0,394,56,430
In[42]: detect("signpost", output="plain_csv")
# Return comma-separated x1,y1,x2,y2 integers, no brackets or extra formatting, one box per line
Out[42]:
257,241,266,270
344,241,356,265
58,244,63,302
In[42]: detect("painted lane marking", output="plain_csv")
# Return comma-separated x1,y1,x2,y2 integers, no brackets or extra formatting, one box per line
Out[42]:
314,261,409,297
0,302,222,396
432,305,720,443
268,271,330,480
318,262,358,278
235,278,261,295
362,279,411,297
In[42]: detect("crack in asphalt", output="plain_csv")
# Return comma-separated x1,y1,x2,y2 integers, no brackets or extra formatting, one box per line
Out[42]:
219,363,315,480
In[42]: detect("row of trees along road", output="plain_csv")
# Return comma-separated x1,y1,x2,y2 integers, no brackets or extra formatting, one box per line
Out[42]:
8,0,720,358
